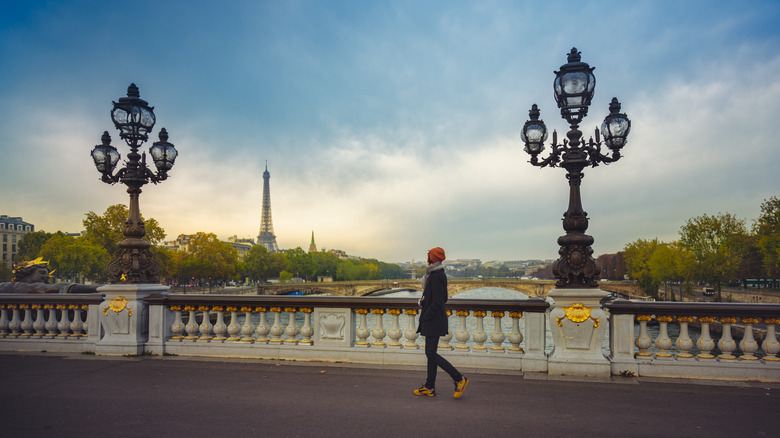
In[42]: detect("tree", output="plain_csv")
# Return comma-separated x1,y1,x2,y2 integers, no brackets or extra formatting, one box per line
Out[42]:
244,245,275,281
623,238,661,297
39,234,110,283
185,232,238,281
754,196,780,287
83,204,166,255
679,213,746,301
16,231,56,262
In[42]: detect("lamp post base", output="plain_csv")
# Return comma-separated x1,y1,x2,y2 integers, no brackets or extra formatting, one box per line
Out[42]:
547,288,610,377
95,283,168,355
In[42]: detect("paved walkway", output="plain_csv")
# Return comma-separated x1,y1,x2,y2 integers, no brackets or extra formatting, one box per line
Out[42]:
1,352,777,437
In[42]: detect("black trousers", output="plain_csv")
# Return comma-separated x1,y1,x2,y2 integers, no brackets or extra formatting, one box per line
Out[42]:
425,335,462,388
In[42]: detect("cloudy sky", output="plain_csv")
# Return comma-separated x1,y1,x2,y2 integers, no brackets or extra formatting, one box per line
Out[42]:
1,0,779,264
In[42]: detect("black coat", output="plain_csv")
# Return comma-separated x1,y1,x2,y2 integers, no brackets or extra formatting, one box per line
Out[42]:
416,268,449,337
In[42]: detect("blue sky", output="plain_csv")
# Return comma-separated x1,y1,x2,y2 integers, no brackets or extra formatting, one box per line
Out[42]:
1,0,779,263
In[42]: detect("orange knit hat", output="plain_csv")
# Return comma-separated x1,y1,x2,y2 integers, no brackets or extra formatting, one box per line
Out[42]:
428,247,446,263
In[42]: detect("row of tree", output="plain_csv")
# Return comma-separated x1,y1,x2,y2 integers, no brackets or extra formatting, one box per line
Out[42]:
4,205,404,285
622,197,779,300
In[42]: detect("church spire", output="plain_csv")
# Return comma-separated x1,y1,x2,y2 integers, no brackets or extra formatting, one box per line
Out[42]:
308,231,317,253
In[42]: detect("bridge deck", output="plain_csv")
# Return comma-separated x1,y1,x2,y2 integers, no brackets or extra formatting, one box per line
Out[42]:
1,352,775,437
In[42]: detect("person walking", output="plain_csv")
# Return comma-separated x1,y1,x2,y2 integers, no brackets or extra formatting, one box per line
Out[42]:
413,247,469,398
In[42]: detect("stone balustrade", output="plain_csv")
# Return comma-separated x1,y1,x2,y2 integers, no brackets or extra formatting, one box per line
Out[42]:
0,294,103,352
1,291,779,381
607,300,780,381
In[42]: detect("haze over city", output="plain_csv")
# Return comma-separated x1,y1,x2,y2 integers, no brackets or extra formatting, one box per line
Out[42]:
1,0,779,263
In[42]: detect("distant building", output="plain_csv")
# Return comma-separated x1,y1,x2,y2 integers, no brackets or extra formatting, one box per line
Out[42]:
308,231,317,253
162,234,192,252
0,215,34,267
257,163,279,252
227,235,255,260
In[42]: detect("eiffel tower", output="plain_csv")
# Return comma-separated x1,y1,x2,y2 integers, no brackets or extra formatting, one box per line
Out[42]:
257,163,279,252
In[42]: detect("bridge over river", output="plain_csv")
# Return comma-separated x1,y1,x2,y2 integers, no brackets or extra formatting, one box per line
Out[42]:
257,279,643,298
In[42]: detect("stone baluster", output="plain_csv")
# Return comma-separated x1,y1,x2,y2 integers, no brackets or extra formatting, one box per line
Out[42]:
371,309,386,347
355,308,370,346
284,307,299,345
387,309,402,347
240,307,255,342
169,306,185,340
20,304,34,337
717,317,737,360
454,310,470,349
69,304,84,337
269,307,283,343
508,311,523,352
56,304,70,337
254,307,269,343
197,306,213,341
440,310,452,349
184,305,199,340
635,315,652,357
0,305,10,337
490,311,505,351
32,304,46,338
8,305,21,336
226,306,241,341
212,306,227,341
675,316,694,359
404,309,418,348
696,316,716,359
738,317,759,360
80,305,89,337
44,304,58,338
761,318,780,361
472,311,487,351
299,308,313,345
654,315,673,359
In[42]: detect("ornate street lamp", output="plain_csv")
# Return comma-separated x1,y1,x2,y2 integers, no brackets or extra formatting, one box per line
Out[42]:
522,48,631,288
90,83,178,283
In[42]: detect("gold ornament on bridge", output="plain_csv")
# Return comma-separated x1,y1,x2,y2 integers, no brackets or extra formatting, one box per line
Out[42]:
741,317,759,324
697,316,715,323
557,303,599,328
104,296,131,316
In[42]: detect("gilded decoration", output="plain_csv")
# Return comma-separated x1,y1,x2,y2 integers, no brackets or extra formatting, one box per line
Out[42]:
445,310,451,316
387,309,401,315
226,306,237,312
677,316,693,323
104,296,131,316
32,304,41,310
557,303,600,328
269,307,282,313
284,307,296,313
254,306,266,312
43,304,53,310
300,307,312,313
404,309,418,315
657,315,673,323
355,308,368,314
371,308,385,315
198,306,209,311
170,305,181,311
698,316,715,323
473,310,487,318
636,314,652,322
764,318,780,325
719,317,737,324
509,311,523,318
456,310,469,317
491,311,505,318
741,317,759,324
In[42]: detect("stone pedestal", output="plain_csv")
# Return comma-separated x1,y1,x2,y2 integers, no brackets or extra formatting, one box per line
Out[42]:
95,283,169,355
547,288,610,377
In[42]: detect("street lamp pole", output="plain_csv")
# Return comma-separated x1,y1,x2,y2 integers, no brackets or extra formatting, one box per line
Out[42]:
90,83,178,284
521,48,631,289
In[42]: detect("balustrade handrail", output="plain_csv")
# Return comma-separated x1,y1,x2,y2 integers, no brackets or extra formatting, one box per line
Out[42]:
143,294,550,312
0,293,104,306
606,299,780,318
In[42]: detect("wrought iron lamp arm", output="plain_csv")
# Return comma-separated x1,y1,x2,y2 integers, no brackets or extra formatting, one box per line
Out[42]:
529,130,563,168
586,130,622,167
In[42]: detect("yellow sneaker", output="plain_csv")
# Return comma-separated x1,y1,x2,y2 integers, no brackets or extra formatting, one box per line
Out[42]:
413,384,435,397
454,377,469,398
